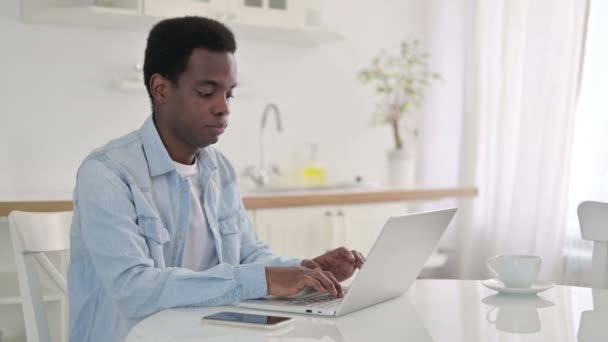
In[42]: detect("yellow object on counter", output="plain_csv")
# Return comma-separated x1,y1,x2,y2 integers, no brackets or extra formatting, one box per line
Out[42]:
301,165,327,187
301,143,327,187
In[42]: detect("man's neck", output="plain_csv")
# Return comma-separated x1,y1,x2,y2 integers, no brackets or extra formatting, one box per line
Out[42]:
152,114,197,165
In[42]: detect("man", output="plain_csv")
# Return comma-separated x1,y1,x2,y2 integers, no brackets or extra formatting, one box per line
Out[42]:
67,16,364,342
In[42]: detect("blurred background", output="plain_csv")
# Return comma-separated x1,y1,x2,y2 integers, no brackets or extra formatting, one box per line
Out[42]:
0,0,606,340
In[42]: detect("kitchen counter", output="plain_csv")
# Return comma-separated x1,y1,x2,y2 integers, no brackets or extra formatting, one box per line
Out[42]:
241,186,478,208
0,186,478,215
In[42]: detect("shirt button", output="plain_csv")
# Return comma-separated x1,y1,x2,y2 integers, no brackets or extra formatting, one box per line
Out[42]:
182,187,188,193
177,233,184,240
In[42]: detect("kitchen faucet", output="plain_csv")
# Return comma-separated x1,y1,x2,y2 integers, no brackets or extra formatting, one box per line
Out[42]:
244,103,282,187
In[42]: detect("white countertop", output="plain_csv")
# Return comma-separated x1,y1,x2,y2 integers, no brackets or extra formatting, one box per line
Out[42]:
126,279,607,342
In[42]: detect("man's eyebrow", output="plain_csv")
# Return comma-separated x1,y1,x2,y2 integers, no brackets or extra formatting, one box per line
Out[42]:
195,80,238,89
195,80,219,87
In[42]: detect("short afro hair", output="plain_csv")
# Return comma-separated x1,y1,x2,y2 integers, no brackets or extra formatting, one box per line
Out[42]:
143,16,237,102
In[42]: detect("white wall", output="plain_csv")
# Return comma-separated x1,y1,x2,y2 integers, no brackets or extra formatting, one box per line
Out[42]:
418,0,465,189
0,1,150,197
0,0,463,198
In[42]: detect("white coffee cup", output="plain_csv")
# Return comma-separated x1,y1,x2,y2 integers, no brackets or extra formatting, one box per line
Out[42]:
486,255,541,288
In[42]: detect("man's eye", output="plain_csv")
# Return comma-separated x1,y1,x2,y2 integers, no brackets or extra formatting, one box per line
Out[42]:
196,90,213,98
227,94,234,100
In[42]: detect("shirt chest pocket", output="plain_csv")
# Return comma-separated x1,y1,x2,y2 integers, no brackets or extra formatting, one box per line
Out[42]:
218,215,242,264
138,216,171,268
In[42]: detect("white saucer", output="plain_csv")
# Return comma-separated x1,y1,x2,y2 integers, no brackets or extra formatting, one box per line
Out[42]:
481,278,555,294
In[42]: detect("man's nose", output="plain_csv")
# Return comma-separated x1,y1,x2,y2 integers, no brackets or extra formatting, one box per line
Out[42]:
213,96,230,116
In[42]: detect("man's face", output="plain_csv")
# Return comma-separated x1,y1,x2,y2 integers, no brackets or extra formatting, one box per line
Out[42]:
164,48,237,148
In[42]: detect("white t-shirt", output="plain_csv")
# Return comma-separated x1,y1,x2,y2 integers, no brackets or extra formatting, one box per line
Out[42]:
173,159,218,272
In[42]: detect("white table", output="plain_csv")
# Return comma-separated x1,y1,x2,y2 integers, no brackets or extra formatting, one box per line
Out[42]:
126,279,608,342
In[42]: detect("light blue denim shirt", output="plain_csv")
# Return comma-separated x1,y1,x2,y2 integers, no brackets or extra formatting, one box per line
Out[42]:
67,116,301,342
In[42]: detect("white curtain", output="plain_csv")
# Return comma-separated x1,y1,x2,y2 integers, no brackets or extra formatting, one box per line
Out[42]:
562,0,608,286
455,0,589,281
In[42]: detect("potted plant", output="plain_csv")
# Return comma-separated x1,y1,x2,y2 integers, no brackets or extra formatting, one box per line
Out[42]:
358,39,440,187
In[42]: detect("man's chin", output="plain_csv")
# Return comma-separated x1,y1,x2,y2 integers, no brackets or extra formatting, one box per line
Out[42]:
198,137,219,148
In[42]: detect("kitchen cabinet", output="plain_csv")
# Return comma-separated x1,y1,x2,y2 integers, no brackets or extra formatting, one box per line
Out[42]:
226,0,303,29
20,0,344,44
338,202,411,256
249,202,409,258
143,0,227,19
21,0,152,30
145,0,313,28
247,202,449,272
249,206,334,259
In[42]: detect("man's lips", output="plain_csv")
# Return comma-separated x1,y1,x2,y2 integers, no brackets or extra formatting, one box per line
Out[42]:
207,124,226,134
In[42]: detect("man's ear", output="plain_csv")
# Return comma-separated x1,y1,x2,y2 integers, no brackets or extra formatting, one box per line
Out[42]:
149,74,171,104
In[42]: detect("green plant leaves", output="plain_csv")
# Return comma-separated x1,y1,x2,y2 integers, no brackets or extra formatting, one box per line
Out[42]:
356,38,441,149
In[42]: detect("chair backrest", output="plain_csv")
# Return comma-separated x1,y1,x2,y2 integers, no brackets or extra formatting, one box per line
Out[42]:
9,210,72,342
578,201,608,289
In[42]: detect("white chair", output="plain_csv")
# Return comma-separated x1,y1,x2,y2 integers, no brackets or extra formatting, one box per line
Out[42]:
578,201,608,289
9,211,72,342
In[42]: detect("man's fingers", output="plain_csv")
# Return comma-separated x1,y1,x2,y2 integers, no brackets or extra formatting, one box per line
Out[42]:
352,250,365,268
315,272,338,296
339,247,356,263
311,271,338,296
301,259,321,269
323,271,344,297
304,276,325,293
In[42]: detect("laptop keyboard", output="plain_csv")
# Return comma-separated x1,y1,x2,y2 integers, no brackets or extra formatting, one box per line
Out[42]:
285,287,349,308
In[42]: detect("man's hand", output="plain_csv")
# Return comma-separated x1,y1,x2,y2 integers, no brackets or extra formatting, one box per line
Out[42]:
265,267,344,298
300,259,322,270
305,247,365,282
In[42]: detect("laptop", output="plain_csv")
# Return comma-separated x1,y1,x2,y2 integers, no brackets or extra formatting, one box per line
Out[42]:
239,208,457,317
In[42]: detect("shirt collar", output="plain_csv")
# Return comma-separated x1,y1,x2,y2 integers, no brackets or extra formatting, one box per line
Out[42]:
139,115,217,177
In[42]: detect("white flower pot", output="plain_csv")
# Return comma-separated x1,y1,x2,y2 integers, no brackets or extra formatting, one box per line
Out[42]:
387,149,415,188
